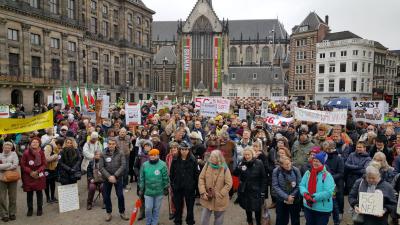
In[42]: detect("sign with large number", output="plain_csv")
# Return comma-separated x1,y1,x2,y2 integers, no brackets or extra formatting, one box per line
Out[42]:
294,107,347,125
263,113,294,126
182,37,191,90
125,103,141,125
351,101,386,124
200,103,217,118
58,184,80,213
213,37,222,90
195,97,230,113
157,100,172,111
359,191,384,216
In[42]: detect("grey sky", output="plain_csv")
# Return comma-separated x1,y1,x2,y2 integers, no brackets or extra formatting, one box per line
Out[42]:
145,0,400,50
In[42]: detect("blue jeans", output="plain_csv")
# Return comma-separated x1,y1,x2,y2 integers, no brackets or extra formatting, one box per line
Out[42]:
144,195,163,225
103,179,125,214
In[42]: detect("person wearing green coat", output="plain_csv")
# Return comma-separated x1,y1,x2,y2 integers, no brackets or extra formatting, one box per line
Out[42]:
139,149,169,225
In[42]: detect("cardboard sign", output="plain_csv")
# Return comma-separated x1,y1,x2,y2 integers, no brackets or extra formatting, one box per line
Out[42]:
96,89,107,100
351,101,385,124
125,103,141,125
101,95,110,118
195,97,215,109
239,109,247,121
359,191,384,216
294,107,347,125
216,98,230,113
54,90,63,104
157,100,172,111
200,103,217,118
58,184,80,213
0,105,10,118
263,113,294,126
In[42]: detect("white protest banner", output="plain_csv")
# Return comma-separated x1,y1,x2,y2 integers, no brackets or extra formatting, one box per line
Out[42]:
239,109,247,121
0,105,10,118
195,97,215,109
359,191,384,216
294,107,347,125
101,95,110,118
261,101,268,118
54,89,63,104
398,97,400,110
125,103,141,125
263,113,294,126
96,89,107,100
200,103,217,118
216,98,230,113
351,101,385,124
157,100,172,111
58,183,80,213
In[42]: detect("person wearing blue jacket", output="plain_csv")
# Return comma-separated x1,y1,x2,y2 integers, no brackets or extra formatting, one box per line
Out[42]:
299,152,335,225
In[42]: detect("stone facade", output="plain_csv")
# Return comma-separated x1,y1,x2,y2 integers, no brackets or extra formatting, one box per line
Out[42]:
0,0,154,112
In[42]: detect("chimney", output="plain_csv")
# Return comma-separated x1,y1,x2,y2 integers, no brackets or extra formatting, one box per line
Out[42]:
325,15,329,25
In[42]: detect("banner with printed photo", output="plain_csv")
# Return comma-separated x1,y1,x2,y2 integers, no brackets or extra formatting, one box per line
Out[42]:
261,101,268,118
54,89,63,104
351,101,386,124
263,113,294,126
182,37,191,90
200,103,217,118
125,103,141,125
294,107,347,125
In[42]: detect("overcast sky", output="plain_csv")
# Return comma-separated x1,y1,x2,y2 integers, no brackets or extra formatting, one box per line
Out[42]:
145,0,400,50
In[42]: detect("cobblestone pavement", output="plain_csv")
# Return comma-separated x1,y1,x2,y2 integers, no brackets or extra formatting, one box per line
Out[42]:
7,178,353,225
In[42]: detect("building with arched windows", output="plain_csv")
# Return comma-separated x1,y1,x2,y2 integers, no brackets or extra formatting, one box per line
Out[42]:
152,0,289,99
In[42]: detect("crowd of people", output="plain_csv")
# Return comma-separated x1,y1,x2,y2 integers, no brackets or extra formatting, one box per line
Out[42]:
0,98,400,225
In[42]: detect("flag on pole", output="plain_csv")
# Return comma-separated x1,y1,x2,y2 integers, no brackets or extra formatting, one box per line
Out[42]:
62,85,68,106
83,86,90,109
75,87,81,108
90,88,96,105
67,87,75,107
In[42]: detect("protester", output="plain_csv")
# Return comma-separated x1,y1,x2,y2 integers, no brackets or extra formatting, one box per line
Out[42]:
139,149,169,225
369,135,394,166
0,142,19,222
198,150,233,225
299,152,335,225
20,138,47,217
58,137,82,185
272,156,301,225
349,166,397,225
43,137,63,203
99,138,128,222
82,132,103,172
86,150,104,210
371,152,396,183
292,130,315,170
115,128,132,190
166,142,179,220
170,142,199,225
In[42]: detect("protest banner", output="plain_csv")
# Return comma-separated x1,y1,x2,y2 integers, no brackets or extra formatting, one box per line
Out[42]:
216,98,230,113
195,97,215,109
125,103,141,125
239,109,247,121
351,101,385,124
200,103,217,118
0,105,10,118
294,107,347,125
359,191,384,216
54,89,63,104
58,183,80,213
101,95,110,118
95,100,102,125
96,89,107,100
0,110,53,134
157,100,172,111
263,113,294,126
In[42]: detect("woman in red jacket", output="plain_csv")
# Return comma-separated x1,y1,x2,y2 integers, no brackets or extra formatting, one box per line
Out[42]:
21,137,47,217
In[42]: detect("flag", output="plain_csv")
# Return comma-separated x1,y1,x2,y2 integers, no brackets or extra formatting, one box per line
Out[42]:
75,87,81,108
62,85,68,106
67,87,75,107
83,87,89,109
90,88,96,105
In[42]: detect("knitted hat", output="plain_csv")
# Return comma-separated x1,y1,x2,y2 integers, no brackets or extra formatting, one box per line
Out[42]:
314,152,328,165
148,149,160,156
311,146,321,154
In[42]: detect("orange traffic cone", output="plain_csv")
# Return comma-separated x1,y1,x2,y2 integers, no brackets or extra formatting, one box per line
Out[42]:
129,199,142,225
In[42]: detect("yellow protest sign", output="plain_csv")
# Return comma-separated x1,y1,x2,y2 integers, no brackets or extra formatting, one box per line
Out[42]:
0,110,53,134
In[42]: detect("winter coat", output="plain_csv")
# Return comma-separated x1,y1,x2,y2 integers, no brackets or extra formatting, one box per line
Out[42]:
191,143,206,161
345,151,371,193
349,178,397,225
292,138,315,169
99,148,126,180
234,139,252,169
218,140,236,172
271,166,302,202
170,154,199,191
370,146,394,166
0,151,19,181
21,148,47,192
394,156,400,173
335,140,351,162
234,159,267,211
380,167,397,183
153,141,167,161
227,127,240,142
299,166,335,213
58,147,82,185
198,163,232,212
115,135,132,156
82,141,103,171
43,142,61,171
326,151,345,193
139,160,169,196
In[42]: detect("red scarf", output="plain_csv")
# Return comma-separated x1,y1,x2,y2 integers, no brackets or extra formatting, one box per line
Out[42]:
308,165,324,195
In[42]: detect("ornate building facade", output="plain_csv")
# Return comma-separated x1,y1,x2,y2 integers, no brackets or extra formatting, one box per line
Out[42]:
152,0,289,99
0,0,154,111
